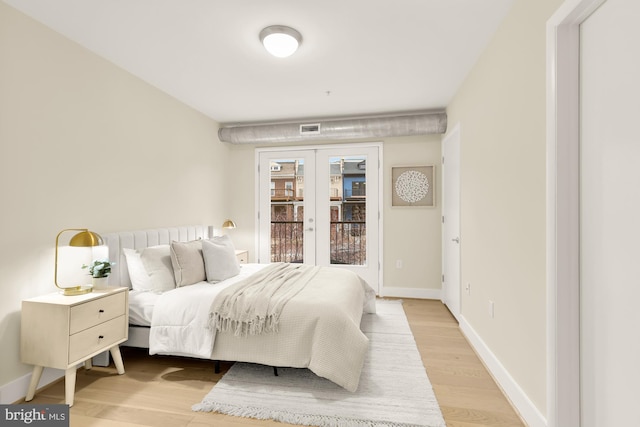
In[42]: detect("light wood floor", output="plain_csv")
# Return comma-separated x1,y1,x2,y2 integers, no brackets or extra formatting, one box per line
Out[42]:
22,299,525,426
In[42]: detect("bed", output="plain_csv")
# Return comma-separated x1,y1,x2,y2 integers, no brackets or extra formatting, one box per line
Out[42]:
101,225,376,392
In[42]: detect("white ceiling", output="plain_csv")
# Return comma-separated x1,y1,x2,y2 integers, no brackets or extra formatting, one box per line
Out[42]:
5,0,515,125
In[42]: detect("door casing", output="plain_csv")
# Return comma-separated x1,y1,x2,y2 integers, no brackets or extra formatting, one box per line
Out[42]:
546,0,607,425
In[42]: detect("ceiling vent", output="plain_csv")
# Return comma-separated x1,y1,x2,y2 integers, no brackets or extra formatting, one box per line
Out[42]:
300,123,321,135
218,112,447,144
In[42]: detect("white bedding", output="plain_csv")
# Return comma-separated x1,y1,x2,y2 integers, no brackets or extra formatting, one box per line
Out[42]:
128,290,159,326
149,264,265,357
128,265,261,326
149,263,376,392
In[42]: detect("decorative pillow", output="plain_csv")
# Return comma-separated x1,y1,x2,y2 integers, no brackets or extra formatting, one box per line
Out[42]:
123,248,152,291
202,235,240,283
140,245,176,292
170,240,206,287
123,245,176,292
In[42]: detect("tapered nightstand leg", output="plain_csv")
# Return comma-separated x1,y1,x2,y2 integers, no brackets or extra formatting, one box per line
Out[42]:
84,359,92,370
25,365,43,401
110,346,125,375
65,367,77,407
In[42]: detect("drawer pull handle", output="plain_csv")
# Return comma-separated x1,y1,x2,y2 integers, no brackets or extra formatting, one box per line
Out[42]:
98,335,104,340
98,309,105,313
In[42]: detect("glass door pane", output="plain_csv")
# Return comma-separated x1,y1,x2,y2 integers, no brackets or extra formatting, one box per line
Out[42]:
258,151,316,265
328,156,367,265
269,158,304,263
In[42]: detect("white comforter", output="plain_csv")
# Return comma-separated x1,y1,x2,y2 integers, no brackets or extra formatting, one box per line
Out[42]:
149,263,376,392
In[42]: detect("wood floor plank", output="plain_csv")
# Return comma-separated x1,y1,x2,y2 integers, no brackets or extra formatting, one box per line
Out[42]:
442,405,524,427
20,298,524,426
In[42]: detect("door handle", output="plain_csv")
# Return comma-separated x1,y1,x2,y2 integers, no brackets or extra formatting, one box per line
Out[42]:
452,237,460,243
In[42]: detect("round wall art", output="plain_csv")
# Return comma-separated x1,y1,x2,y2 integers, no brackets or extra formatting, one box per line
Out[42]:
391,166,435,206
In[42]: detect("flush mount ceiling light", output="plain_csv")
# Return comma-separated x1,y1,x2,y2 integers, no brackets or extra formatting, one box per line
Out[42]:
259,25,302,58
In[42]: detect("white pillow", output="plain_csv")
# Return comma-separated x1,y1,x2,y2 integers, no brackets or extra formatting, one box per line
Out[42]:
202,235,240,283
123,248,152,291
123,245,176,292
170,240,206,287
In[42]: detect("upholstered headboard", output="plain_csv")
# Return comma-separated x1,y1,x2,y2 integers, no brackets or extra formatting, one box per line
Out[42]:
102,225,211,288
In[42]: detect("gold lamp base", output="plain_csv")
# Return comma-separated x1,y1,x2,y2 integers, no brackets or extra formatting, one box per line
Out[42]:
61,285,93,296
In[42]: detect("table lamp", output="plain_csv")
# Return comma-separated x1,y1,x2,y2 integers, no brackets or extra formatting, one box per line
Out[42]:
54,228,103,295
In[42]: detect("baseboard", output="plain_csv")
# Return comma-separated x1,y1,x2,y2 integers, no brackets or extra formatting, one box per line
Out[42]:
380,286,442,300
0,368,64,404
458,315,547,427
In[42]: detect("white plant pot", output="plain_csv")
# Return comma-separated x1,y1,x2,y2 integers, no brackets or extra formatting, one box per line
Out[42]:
92,277,108,290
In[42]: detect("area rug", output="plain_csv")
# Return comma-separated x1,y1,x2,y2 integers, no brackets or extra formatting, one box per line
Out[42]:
192,300,445,427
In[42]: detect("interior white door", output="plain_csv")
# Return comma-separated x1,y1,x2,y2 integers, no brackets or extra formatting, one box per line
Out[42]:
580,0,640,425
258,145,381,293
441,124,461,320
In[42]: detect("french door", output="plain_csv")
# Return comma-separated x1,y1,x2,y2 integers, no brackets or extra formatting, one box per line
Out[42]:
257,145,380,293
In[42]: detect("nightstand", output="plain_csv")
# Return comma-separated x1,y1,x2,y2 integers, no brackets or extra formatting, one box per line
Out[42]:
21,287,129,406
235,249,248,264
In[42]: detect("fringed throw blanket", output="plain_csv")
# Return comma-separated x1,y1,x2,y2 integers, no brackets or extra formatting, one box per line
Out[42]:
209,263,320,337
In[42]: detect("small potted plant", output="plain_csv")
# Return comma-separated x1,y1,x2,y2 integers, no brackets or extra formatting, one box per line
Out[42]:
82,259,115,289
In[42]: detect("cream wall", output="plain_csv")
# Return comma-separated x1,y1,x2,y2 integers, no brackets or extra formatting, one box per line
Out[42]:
0,3,228,394
445,0,564,416
382,136,442,294
225,135,443,295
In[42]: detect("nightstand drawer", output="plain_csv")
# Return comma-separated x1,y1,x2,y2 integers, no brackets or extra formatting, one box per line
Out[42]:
69,315,126,364
235,250,248,264
70,292,126,334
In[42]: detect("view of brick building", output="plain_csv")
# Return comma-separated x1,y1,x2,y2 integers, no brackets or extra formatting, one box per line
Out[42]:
269,158,367,265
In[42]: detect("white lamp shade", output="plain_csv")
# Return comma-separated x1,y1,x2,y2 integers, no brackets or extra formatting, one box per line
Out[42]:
57,246,93,286
260,26,302,58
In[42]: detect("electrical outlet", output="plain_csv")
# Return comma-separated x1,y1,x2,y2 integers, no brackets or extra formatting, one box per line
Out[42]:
489,300,495,318
395,259,403,269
